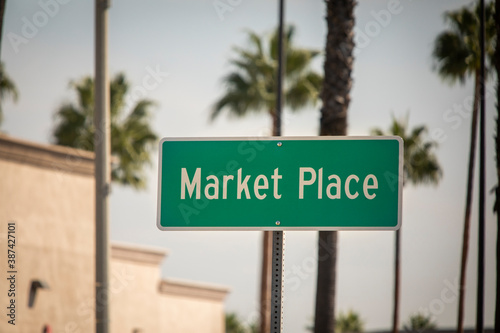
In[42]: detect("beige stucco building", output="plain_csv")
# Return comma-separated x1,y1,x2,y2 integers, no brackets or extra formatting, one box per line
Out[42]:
0,134,229,333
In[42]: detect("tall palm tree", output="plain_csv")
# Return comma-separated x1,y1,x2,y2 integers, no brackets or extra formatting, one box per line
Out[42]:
211,25,322,333
372,116,442,333
0,62,18,126
211,25,322,135
432,3,495,333
53,73,158,189
494,0,500,331
314,1,355,333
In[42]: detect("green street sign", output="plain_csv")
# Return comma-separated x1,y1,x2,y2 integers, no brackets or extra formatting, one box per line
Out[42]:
157,137,403,230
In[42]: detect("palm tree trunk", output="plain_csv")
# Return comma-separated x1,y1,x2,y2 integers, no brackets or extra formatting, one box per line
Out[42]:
0,0,5,58
272,108,280,137
457,70,480,333
494,0,500,330
315,1,355,332
315,231,338,333
392,229,401,333
0,0,5,110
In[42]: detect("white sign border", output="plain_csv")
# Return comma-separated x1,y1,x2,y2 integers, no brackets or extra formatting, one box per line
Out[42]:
156,136,403,231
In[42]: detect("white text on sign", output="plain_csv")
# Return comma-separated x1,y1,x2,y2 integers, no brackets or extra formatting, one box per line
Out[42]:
180,167,378,200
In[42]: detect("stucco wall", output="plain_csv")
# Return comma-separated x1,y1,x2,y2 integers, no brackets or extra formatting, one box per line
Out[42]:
0,135,229,333
159,292,226,333
109,245,228,333
0,135,96,333
109,245,164,333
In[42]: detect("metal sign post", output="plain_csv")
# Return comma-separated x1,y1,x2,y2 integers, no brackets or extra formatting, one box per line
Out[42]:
270,231,284,333
272,0,285,328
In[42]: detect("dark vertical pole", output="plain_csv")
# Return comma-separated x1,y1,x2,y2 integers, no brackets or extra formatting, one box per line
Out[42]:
393,229,401,333
95,0,111,332
477,0,486,332
0,0,6,106
270,230,284,333
270,1,285,332
0,0,6,59
260,232,272,333
276,0,284,138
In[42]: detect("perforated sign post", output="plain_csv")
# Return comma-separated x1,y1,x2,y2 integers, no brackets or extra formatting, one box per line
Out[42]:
156,136,403,331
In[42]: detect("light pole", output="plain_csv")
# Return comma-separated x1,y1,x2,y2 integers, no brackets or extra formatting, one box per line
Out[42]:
270,1,285,333
95,0,111,332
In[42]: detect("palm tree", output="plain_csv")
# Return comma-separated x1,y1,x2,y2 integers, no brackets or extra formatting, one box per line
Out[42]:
226,313,247,333
403,313,436,333
225,313,258,333
432,3,495,333
0,0,6,56
336,310,364,333
494,0,500,331
314,1,355,333
211,25,322,333
372,116,442,333
0,62,18,126
211,25,322,135
53,73,158,189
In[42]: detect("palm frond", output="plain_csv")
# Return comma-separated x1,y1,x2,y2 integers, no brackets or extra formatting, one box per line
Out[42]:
432,32,469,84
0,63,19,125
211,24,322,123
0,63,18,102
286,48,320,78
432,1,496,84
286,71,322,111
52,73,158,189
371,115,442,187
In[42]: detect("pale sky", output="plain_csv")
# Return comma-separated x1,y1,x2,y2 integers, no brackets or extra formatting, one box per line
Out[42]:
1,0,497,332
